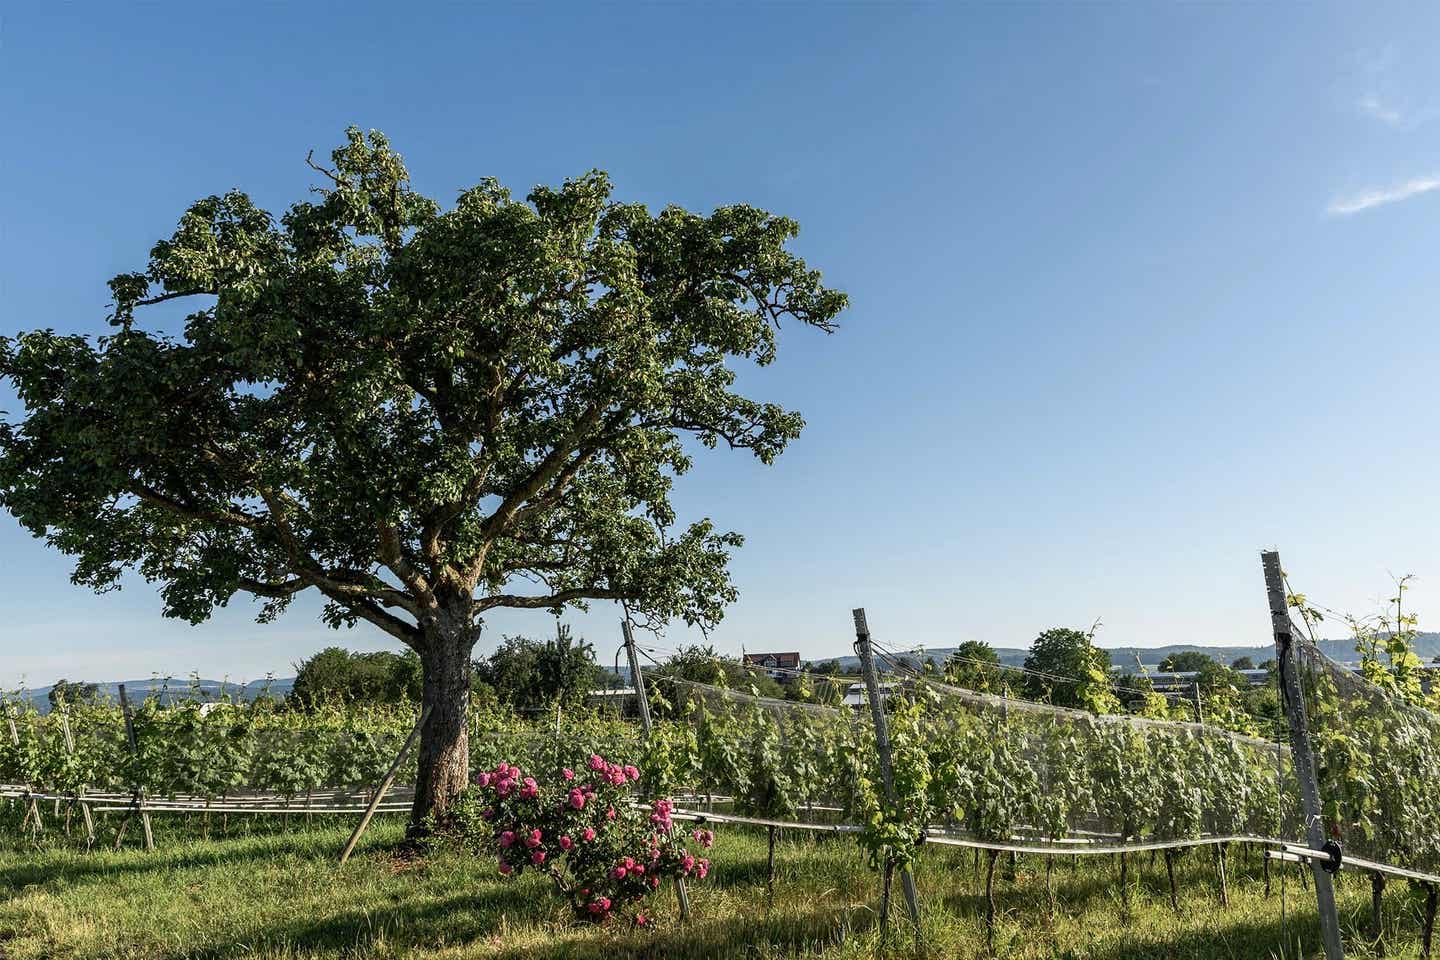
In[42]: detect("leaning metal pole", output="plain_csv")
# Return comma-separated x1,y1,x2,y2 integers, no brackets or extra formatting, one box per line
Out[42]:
623,617,691,920
1262,550,1344,960
853,608,922,936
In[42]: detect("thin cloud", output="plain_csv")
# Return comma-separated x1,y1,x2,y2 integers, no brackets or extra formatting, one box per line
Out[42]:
1358,94,1407,128
1327,174,1440,216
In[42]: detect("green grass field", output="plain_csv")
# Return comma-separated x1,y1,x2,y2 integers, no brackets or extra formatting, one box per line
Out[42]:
0,814,1432,959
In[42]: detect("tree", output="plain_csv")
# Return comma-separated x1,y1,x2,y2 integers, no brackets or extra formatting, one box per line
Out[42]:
1157,651,1215,673
944,639,1008,693
289,646,422,706
1022,627,1118,713
0,128,845,832
1230,656,1254,671
48,679,101,710
478,624,601,712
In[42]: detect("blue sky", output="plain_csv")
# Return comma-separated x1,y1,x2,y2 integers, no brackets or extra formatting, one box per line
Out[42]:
4,3,1440,686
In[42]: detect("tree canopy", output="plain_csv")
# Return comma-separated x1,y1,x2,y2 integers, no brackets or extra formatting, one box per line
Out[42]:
1022,627,1119,713
1157,651,1216,673
944,639,1009,693
289,646,423,706
477,624,602,713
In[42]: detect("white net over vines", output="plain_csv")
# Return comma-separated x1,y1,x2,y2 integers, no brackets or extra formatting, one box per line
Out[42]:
644,667,1306,855
1292,632,1440,874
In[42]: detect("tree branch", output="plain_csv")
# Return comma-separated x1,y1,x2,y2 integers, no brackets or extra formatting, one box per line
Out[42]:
476,587,627,612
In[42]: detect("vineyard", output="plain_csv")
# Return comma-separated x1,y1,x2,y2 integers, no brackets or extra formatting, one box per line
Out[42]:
3,563,1440,958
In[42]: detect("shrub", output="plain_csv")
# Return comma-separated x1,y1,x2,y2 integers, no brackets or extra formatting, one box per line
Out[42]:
454,753,711,925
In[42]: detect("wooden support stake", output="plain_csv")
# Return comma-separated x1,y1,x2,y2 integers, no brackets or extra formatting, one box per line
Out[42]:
57,709,96,848
623,618,692,920
338,703,431,866
116,685,154,851
1262,550,1344,960
853,608,922,936
5,707,43,837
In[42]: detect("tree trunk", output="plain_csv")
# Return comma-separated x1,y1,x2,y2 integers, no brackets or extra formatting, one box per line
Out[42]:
409,616,476,835
1216,842,1229,907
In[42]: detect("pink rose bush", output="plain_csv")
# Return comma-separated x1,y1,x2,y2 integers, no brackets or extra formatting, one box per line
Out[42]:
456,753,712,925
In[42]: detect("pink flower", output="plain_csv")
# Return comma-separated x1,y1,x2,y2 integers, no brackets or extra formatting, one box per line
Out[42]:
649,875,660,889
558,835,573,851
632,863,645,875
635,913,648,927
568,788,586,810
531,850,546,865
582,827,596,842
498,831,515,848
683,854,696,873
562,767,575,781
498,861,512,876
475,772,492,787
692,828,714,849
623,764,640,782
697,858,710,879
613,866,627,879
606,807,616,821
589,754,606,771
524,829,542,849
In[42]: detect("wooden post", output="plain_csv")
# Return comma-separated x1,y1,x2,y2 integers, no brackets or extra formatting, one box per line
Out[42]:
623,618,691,920
5,707,43,836
117,685,155,851
338,703,430,865
1262,550,1344,960
853,608,922,934
57,709,96,847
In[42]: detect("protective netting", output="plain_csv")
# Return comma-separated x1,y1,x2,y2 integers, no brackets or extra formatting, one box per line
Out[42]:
1292,629,1440,874
0,697,650,812
646,664,1305,854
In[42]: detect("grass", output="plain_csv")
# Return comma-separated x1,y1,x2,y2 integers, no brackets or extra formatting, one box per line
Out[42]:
0,810,1433,959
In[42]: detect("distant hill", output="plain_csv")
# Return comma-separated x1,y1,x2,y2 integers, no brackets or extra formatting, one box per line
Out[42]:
18,632,1440,710
16,677,294,714
809,633,1440,675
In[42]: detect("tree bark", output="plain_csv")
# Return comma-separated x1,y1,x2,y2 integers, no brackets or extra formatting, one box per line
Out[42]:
409,613,476,835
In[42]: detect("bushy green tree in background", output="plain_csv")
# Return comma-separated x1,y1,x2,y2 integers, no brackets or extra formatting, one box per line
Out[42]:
289,647,423,706
477,624,601,713
1023,627,1119,713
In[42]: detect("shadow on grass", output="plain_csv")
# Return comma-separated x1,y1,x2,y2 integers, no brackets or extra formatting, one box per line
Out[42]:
157,891,877,960
0,824,399,891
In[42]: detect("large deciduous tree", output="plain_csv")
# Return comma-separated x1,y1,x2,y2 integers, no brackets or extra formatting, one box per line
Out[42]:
0,128,845,831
